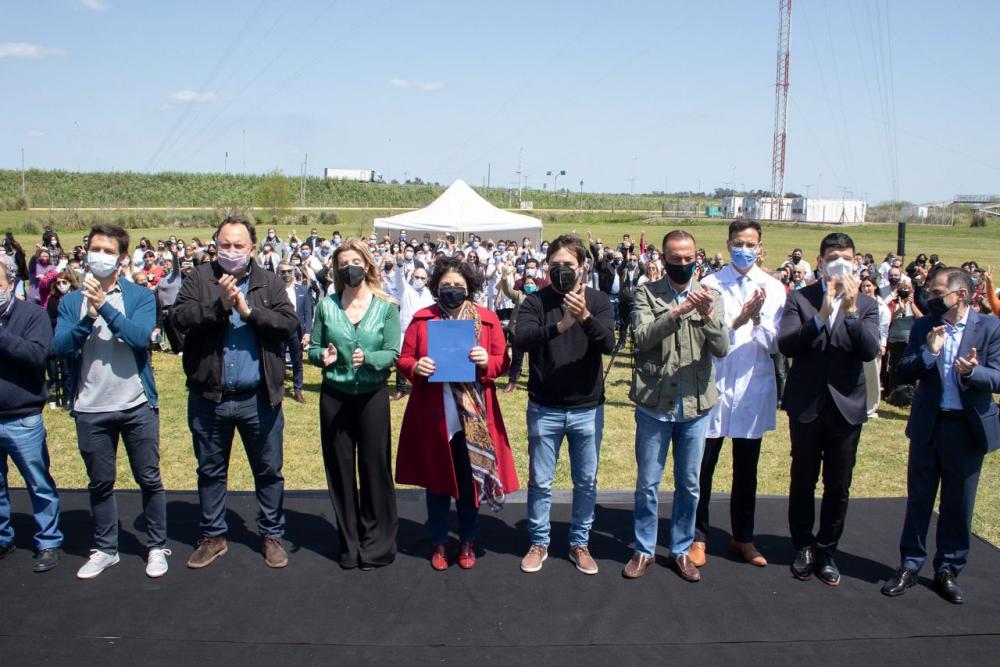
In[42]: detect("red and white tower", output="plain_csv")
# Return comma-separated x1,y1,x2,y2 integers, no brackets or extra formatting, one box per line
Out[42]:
770,0,792,220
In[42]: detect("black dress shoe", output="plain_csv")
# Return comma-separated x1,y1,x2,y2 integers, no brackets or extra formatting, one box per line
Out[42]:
933,568,964,604
33,548,59,573
815,549,841,587
882,568,918,597
0,543,15,559
791,546,814,581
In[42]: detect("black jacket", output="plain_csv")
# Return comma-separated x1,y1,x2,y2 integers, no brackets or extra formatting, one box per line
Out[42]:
171,262,298,406
777,282,880,426
513,285,615,409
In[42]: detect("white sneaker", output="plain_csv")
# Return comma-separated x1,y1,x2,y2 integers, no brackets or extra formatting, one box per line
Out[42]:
146,548,172,578
77,549,120,579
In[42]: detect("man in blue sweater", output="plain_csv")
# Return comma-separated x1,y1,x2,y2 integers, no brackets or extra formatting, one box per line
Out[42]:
0,259,62,573
53,223,168,580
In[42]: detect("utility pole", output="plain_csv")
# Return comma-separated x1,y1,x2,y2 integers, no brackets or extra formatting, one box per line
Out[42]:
225,151,229,175
300,153,309,205
628,156,637,198
21,147,26,197
242,129,246,173
516,147,524,204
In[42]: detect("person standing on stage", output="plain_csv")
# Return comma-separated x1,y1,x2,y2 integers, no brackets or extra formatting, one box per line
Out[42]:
693,220,785,568
53,223,167,579
514,234,614,576
0,258,63,573
172,216,299,570
395,254,519,570
622,231,729,582
778,232,880,587
882,267,1000,604
308,239,400,570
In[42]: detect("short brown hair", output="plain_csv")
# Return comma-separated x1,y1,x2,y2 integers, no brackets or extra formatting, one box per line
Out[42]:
545,234,587,265
87,223,130,256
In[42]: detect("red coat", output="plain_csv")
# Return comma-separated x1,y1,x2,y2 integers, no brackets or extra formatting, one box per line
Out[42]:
395,304,520,500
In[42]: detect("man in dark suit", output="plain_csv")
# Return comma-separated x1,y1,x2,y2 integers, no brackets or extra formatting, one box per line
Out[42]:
616,254,644,350
302,228,324,251
881,267,1000,604
278,262,313,404
777,232,880,586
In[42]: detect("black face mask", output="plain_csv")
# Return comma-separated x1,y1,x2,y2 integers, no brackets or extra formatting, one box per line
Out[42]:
664,261,696,285
927,294,953,318
549,265,578,294
888,277,901,286
338,265,366,288
791,254,802,264
438,286,468,310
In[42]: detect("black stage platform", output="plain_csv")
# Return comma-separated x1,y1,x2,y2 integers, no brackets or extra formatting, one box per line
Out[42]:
1,489,998,664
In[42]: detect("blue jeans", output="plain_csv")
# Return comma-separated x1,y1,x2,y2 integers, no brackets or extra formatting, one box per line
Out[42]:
633,408,708,557
0,413,62,551
526,402,604,547
189,390,285,539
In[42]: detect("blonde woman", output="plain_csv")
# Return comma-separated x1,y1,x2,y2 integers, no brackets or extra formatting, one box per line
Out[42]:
307,239,401,570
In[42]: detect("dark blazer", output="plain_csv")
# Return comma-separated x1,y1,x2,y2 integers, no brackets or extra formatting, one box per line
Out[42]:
171,262,298,407
777,282,880,425
291,282,313,337
896,309,1000,453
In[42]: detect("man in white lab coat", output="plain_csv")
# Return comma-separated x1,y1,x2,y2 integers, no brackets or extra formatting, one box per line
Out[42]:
692,220,786,568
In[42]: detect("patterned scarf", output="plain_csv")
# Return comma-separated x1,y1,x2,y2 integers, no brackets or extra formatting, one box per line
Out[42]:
442,301,506,511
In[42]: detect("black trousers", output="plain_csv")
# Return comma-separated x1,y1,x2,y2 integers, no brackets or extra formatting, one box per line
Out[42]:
900,414,985,576
695,437,763,543
788,401,862,553
75,403,166,553
884,340,908,396
319,384,398,568
161,306,184,353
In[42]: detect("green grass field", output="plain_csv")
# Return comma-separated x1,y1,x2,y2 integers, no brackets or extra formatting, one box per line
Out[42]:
4,213,1000,547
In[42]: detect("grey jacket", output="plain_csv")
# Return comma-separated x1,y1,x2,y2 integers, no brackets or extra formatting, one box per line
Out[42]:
629,277,729,420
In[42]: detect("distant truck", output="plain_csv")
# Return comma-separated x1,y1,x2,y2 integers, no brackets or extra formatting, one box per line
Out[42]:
323,168,383,183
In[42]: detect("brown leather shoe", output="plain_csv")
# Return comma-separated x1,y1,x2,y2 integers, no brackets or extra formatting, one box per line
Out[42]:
689,540,707,567
187,536,228,569
502,382,517,394
293,390,306,404
672,554,701,582
622,552,655,579
262,536,288,568
569,545,599,575
730,540,767,567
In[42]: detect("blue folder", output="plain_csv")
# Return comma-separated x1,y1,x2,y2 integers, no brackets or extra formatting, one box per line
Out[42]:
427,319,476,383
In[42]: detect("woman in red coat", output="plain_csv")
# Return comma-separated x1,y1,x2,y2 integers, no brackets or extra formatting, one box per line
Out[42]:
396,254,520,571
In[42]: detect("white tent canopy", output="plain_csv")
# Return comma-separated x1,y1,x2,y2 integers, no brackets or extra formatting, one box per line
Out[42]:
373,179,542,241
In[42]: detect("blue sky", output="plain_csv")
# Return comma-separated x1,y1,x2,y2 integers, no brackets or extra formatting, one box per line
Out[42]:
2,0,998,203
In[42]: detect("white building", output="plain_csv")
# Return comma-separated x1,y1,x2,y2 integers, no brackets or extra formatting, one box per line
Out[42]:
732,196,867,224
901,204,932,219
721,196,745,218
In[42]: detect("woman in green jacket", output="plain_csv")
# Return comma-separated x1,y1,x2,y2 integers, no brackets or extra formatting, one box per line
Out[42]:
308,238,401,569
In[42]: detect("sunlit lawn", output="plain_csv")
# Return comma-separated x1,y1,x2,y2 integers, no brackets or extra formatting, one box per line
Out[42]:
5,214,1000,546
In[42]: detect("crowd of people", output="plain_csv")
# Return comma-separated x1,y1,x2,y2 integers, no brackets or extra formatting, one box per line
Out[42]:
0,217,997,606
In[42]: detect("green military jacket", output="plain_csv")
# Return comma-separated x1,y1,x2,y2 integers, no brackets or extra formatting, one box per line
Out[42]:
629,277,729,420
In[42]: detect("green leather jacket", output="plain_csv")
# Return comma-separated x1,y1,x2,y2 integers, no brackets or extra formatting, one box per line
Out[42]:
307,293,401,394
629,277,729,420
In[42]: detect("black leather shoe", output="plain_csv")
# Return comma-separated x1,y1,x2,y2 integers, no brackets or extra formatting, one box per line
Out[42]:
33,548,59,573
791,546,814,581
0,543,15,559
933,568,964,604
882,568,918,597
815,549,841,587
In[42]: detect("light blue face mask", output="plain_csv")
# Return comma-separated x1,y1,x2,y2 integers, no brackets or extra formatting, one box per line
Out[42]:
730,246,757,271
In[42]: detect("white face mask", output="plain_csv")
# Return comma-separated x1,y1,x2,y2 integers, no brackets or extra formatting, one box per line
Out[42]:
412,277,426,290
824,257,853,279
56,282,71,294
87,251,119,279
